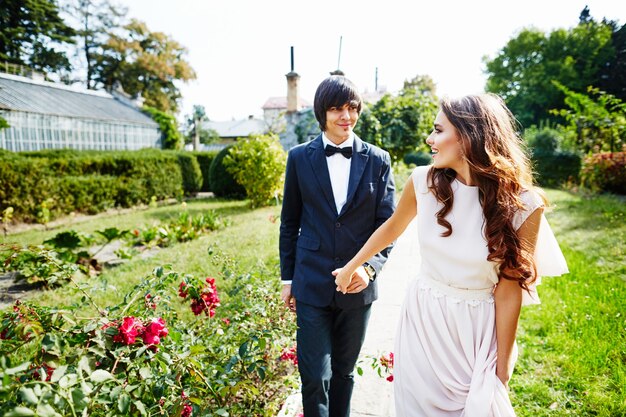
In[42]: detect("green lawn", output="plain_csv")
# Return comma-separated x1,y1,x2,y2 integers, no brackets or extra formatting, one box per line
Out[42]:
1,189,624,416
512,189,625,416
1,197,282,309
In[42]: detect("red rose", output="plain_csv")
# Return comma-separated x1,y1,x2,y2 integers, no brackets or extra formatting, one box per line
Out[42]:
142,317,168,346
113,316,143,345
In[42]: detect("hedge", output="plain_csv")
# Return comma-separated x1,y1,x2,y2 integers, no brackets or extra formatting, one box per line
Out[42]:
531,150,582,187
403,151,432,167
0,150,185,223
209,146,245,198
194,151,219,192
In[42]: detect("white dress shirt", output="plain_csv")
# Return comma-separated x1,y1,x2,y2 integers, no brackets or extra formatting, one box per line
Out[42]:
322,133,354,214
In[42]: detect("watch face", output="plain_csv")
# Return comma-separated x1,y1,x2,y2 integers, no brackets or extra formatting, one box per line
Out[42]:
365,265,375,281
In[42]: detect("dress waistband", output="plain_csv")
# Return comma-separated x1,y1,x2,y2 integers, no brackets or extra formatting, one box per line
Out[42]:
417,274,495,302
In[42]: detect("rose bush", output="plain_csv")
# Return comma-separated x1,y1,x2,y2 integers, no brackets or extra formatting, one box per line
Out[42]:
0,257,298,416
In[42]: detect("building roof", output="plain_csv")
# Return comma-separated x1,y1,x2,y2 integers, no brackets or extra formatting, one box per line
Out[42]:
204,117,267,139
361,89,387,105
0,73,157,126
262,96,312,110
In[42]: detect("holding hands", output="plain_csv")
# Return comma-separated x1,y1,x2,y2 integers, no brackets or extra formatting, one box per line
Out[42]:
333,265,370,294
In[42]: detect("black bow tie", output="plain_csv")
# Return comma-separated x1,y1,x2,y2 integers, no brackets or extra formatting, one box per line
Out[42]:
324,144,353,159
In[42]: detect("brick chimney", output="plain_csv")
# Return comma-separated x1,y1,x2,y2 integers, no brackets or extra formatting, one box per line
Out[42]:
285,46,299,113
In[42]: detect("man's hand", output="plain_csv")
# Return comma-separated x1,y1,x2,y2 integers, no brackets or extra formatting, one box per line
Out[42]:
332,266,369,294
281,284,296,312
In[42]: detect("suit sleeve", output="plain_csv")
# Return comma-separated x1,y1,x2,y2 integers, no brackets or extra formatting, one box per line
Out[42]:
279,150,302,282
366,151,396,277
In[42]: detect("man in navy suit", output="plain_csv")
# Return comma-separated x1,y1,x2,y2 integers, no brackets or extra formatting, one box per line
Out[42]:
279,75,395,417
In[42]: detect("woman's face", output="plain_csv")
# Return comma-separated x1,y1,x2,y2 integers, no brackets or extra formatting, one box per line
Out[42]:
425,111,465,171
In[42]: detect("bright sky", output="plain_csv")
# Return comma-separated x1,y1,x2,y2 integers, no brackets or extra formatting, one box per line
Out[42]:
122,0,625,122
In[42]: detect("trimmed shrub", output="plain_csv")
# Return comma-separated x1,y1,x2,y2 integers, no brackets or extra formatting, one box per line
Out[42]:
170,151,203,195
209,146,245,199
55,175,118,214
0,150,185,222
194,151,219,192
403,151,432,167
0,156,58,222
581,152,626,194
532,151,582,187
525,127,582,187
224,134,287,207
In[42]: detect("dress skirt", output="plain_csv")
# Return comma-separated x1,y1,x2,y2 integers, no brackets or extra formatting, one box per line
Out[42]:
394,275,517,417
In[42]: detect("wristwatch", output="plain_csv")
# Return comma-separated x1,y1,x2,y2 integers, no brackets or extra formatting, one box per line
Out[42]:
363,263,376,282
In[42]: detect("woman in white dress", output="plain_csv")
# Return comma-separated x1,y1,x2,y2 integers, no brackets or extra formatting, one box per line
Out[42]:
334,94,568,416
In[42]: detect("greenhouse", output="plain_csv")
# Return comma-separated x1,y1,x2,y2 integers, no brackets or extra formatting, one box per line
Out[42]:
0,73,161,152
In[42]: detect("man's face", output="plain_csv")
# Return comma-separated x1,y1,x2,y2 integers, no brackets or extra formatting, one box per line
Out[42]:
324,103,359,144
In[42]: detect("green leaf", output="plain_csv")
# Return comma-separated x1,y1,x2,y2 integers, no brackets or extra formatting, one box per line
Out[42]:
97,227,127,241
18,387,38,405
238,341,248,358
71,387,88,408
134,400,147,416
50,365,68,382
215,409,229,416
356,366,363,376
4,361,31,375
90,369,113,383
36,403,61,417
4,407,36,417
138,367,152,379
58,373,79,388
257,366,266,380
257,337,267,351
83,321,97,333
117,393,130,413
44,231,82,250
189,344,206,355
77,356,92,376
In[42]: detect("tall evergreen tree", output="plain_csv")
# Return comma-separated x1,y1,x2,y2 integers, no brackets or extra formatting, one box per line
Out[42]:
0,0,75,74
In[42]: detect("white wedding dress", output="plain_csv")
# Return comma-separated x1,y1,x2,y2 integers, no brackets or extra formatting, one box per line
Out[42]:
394,166,568,416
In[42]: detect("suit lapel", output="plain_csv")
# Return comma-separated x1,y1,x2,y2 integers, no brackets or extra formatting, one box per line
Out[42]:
340,135,369,217
306,135,338,214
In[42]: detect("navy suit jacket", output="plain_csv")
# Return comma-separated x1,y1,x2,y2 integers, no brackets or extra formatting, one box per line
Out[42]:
279,134,395,309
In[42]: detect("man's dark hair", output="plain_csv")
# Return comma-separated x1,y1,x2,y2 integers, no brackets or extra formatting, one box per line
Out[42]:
313,75,362,131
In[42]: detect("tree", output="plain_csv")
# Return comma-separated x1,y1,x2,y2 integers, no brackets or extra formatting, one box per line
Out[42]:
597,21,626,101
484,9,615,127
93,19,196,113
0,0,75,74
62,0,127,89
356,77,438,163
184,105,219,148
402,74,437,96
551,83,626,153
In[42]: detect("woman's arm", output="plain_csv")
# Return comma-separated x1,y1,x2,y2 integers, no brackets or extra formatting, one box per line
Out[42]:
334,176,418,293
494,207,543,386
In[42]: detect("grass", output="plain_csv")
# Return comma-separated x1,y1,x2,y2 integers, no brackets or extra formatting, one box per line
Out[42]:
1,197,282,309
512,189,626,416
1,188,624,416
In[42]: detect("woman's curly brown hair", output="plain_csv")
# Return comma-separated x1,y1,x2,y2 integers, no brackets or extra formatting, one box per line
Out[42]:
427,94,541,290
